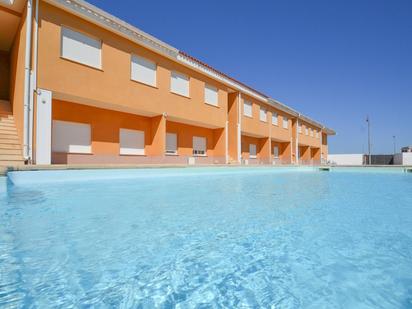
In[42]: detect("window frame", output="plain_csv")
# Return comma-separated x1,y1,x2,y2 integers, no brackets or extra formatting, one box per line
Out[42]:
170,71,190,97
283,116,289,129
52,120,92,154
165,132,178,155
204,84,219,106
119,128,145,156
243,100,253,118
272,112,278,126
249,144,257,159
259,107,267,122
130,54,157,87
60,26,102,70
193,136,207,156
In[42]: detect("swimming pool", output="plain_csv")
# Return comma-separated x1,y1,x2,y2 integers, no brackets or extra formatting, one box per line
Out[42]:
1,167,411,308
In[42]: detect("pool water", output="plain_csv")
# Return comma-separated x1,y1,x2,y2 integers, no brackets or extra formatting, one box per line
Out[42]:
1,168,412,308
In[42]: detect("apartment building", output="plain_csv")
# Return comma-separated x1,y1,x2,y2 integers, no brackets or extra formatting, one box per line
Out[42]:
0,0,335,166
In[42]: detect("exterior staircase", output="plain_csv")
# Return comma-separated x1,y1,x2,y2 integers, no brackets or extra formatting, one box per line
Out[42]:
0,100,25,166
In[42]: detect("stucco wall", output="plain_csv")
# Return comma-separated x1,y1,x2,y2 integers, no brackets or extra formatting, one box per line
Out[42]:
328,154,365,165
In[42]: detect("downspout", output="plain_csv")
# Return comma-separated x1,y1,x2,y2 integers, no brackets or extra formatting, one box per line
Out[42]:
296,115,300,165
28,0,39,162
23,0,33,161
237,93,242,163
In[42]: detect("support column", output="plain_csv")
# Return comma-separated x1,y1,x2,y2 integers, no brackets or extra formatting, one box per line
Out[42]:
147,114,166,158
227,92,240,163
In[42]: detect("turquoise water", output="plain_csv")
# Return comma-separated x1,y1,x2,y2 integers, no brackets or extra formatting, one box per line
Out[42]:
1,167,412,308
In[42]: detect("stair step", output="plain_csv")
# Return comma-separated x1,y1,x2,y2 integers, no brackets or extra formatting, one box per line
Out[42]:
0,148,22,155
0,134,19,140
0,129,18,136
0,138,20,144
0,122,17,132
0,160,25,166
0,154,24,160
0,120,16,126
0,143,21,149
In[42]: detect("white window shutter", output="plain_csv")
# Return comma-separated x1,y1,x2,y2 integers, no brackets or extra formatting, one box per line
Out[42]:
171,71,189,97
61,27,101,69
120,129,145,155
131,55,157,86
272,112,278,125
205,84,218,106
166,133,177,154
193,136,206,155
250,144,257,158
244,101,252,117
260,107,267,122
52,120,91,153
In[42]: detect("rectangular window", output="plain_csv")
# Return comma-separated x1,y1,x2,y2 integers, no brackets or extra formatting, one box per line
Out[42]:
298,124,302,133
283,116,288,129
119,128,145,155
272,112,278,125
273,146,279,158
166,133,177,154
260,107,267,122
171,71,189,97
52,120,91,153
61,27,101,69
193,136,206,156
310,128,314,137
131,55,156,87
204,84,218,106
244,100,252,117
249,144,257,158
305,127,309,135
315,130,319,138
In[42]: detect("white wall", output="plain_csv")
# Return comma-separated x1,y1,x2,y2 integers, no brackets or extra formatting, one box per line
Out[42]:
328,154,365,166
395,153,412,165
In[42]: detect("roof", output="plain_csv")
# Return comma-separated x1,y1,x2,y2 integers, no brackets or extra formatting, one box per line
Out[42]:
46,0,335,135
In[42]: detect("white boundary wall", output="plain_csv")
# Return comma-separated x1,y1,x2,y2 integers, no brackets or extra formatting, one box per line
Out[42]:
394,153,412,165
328,154,365,166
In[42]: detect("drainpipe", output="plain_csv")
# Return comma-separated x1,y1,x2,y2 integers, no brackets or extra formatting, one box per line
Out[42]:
237,93,242,163
23,0,33,161
28,0,39,162
296,115,300,165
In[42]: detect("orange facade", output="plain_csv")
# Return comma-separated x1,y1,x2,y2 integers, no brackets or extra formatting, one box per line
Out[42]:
1,0,334,166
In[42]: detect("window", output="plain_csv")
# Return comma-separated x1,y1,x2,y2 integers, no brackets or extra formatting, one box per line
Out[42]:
193,136,206,156
61,27,101,69
283,116,288,129
260,107,267,122
298,124,302,133
315,130,319,139
273,146,279,158
272,112,278,125
305,127,309,135
52,120,91,153
249,144,257,158
171,71,189,97
119,128,145,155
204,84,218,106
310,128,313,137
131,55,156,87
166,133,177,154
244,100,252,117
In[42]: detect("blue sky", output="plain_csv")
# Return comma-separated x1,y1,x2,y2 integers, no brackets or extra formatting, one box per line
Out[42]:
88,0,411,154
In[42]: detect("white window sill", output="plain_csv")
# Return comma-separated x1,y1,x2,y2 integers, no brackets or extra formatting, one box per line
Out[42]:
120,153,146,156
250,156,257,159
165,152,178,156
193,154,207,157
243,114,253,118
205,102,219,108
